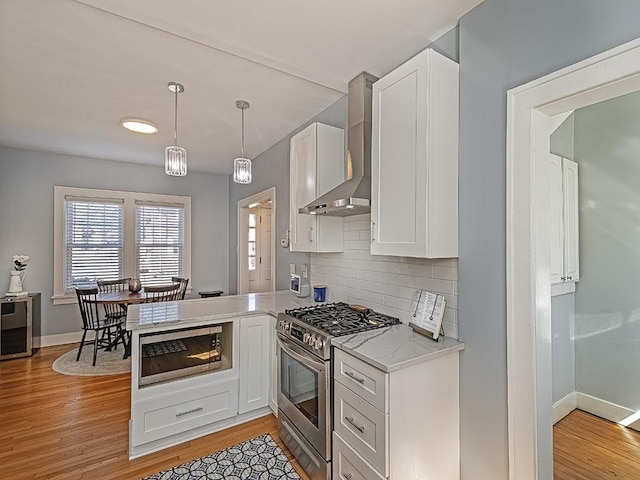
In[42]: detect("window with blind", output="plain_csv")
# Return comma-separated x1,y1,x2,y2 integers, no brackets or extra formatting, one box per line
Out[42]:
136,203,184,285
54,186,191,304
65,199,124,289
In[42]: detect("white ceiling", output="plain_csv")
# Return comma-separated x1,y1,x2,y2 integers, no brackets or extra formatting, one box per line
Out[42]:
0,0,480,175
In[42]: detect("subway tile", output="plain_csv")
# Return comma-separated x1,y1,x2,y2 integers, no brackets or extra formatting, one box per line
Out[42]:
349,278,372,291
359,230,372,241
433,266,458,281
343,230,360,241
345,240,372,251
414,277,456,295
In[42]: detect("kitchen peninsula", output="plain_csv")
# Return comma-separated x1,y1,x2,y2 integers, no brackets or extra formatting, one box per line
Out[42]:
126,291,317,458
126,291,464,480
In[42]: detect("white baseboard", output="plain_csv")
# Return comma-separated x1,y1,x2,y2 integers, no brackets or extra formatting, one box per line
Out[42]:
38,331,86,348
553,391,640,430
576,392,635,424
553,392,577,424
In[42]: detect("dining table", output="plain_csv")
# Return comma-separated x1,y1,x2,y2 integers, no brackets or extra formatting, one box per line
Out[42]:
89,288,176,358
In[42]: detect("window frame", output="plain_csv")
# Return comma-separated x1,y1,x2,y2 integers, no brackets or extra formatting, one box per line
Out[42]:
53,186,191,305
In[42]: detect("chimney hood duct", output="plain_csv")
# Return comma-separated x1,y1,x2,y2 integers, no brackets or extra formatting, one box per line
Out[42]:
299,72,378,217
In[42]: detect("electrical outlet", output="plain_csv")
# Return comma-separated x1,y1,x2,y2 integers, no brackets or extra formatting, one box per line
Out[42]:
302,264,308,279
289,264,296,275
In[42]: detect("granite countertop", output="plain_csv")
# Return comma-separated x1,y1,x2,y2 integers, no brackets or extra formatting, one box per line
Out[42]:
331,324,465,373
126,290,318,331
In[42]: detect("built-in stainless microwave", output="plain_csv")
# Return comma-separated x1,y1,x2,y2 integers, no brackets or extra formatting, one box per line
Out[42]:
139,324,231,387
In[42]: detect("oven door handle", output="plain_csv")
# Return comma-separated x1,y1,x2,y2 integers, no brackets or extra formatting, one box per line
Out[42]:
277,336,325,372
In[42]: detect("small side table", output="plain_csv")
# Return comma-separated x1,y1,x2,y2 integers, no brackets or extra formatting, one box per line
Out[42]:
199,290,223,298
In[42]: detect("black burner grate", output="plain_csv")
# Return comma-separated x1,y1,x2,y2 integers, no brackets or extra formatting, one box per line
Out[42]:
285,302,400,336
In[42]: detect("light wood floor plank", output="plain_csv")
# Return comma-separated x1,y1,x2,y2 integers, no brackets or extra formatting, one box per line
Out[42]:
0,344,311,480
554,409,640,480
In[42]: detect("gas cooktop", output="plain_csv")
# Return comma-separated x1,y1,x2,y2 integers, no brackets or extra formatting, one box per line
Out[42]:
278,302,400,359
285,302,400,336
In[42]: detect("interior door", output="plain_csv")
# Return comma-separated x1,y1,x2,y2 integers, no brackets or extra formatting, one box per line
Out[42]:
258,206,272,292
247,207,258,292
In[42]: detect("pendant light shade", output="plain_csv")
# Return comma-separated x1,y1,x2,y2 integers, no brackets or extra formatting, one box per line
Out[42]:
233,100,252,184
165,82,187,176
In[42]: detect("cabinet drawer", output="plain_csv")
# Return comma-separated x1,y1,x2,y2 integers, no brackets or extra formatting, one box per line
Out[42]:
333,431,385,480
132,378,238,446
334,381,388,475
334,348,388,412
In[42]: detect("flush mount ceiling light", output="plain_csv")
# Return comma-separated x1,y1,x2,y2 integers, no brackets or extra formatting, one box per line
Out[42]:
121,118,158,134
165,81,187,177
233,100,252,184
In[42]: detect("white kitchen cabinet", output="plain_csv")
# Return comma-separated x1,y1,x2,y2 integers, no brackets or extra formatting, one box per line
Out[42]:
371,48,459,258
550,154,579,295
268,315,278,415
131,378,239,446
332,347,461,479
289,122,345,252
238,315,270,414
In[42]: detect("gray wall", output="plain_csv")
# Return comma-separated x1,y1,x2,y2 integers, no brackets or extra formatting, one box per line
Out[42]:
228,96,348,295
0,147,229,337
573,91,640,411
458,1,640,478
550,114,576,405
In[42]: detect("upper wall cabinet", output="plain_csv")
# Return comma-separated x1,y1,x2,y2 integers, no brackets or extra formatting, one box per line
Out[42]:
371,48,459,258
290,122,345,252
550,154,579,295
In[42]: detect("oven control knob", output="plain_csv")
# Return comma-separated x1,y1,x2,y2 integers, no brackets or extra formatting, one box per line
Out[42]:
308,334,316,346
315,338,324,350
303,333,310,343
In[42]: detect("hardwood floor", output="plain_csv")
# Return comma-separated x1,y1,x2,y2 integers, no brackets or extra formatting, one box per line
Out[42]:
7,345,637,479
554,409,640,480
0,344,311,480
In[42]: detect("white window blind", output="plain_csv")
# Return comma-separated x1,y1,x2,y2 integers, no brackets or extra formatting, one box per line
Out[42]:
65,199,124,289
136,203,184,285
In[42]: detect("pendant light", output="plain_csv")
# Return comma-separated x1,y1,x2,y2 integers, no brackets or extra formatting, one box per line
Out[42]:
233,100,252,184
165,81,187,176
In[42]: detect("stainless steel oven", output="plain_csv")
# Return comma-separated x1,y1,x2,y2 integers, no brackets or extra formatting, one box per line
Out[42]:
277,334,331,480
276,304,399,480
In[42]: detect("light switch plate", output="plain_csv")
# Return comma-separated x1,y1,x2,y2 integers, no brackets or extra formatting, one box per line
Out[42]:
289,264,296,275
302,264,308,278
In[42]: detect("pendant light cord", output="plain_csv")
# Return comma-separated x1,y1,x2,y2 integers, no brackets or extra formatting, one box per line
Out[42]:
174,86,178,145
241,106,245,157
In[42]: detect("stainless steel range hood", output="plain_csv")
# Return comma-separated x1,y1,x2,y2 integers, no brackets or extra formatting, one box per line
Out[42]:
299,72,378,217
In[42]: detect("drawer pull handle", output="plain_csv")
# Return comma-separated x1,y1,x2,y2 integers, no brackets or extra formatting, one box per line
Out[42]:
176,406,203,417
345,371,365,384
345,416,365,433
342,474,353,480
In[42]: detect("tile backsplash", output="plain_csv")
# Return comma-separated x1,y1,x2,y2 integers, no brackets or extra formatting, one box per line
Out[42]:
310,214,458,339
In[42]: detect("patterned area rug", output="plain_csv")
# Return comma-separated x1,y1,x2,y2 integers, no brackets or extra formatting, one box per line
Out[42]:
52,344,131,376
143,434,301,480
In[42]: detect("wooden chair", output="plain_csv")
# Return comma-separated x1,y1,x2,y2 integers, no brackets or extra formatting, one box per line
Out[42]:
75,287,126,366
171,277,189,300
144,284,181,302
97,278,130,321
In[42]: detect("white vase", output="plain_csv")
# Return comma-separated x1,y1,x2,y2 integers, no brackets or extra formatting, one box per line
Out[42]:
8,270,24,293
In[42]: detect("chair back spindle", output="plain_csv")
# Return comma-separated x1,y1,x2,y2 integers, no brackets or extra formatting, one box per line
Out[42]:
144,283,181,302
171,277,189,300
